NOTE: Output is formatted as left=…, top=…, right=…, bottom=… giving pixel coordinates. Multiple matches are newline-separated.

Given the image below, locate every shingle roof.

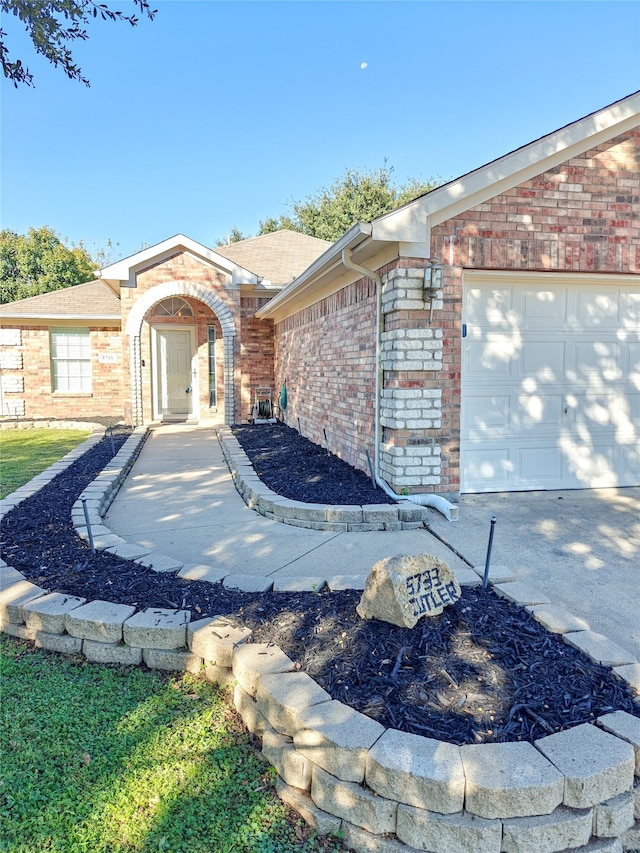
left=214, top=230, right=331, bottom=285
left=0, top=279, right=121, bottom=319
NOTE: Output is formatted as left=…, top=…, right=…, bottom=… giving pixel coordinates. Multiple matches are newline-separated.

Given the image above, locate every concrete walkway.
left=105, top=424, right=640, bottom=660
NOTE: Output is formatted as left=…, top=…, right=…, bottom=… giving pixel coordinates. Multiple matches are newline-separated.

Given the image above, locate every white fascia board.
left=256, top=242, right=399, bottom=324
left=372, top=93, right=640, bottom=243
left=99, top=233, right=258, bottom=286
left=399, top=241, right=432, bottom=259
left=256, top=223, right=372, bottom=319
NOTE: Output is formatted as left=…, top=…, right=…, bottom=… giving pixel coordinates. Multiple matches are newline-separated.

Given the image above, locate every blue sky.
left=1, top=1, right=639, bottom=263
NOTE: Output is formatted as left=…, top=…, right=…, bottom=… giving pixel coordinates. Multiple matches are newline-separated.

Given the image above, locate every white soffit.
left=372, top=92, right=640, bottom=242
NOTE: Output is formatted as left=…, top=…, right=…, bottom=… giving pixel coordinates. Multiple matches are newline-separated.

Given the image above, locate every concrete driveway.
left=426, top=488, right=640, bottom=660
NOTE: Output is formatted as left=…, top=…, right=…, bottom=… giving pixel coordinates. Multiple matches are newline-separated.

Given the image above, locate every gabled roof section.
left=215, top=230, right=331, bottom=286
left=258, top=92, right=640, bottom=320
left=0, top=279, right=121, bottom=321
left=371, top=91, right=640, bottom=241
left=99, top=233, right=259, bottom=287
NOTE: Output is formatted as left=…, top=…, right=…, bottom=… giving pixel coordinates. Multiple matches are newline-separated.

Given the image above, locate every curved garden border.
left=0, top=424, right=638, bottom=853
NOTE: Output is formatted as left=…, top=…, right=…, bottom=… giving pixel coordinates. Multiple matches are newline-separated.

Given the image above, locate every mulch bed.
left=1, top=422, right=637, bottom=746
left=233, top=422, right=395, bottom=505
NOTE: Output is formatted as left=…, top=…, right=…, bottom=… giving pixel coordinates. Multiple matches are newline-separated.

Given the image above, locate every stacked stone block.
left=2, top=420, right=640, bottom=852
left=2, top=560, right=639, bottom=852
left=218, top=427, right=430, bottom=532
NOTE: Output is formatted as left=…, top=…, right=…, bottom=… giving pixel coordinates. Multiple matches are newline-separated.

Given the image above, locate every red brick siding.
left=240, top=297, right=276, bottom=422
left=423, top=129, right=640, bottom=493
left=122, top=253, right=241, bottom=422
left=274, top=279, right=378, bottom=472
left=431, top=130, right=640, bottom=273
left=0, top=324, right=124, bottom=420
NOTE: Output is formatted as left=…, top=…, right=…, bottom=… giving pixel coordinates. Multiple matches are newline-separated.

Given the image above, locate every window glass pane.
left=208, top=326, right=216, bottom=407
left=152, top=297, right=193, bottom=317
left=51, top=328, right=92, bottom=393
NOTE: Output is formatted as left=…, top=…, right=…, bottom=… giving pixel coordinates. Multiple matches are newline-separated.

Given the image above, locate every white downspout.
left=341, top=247, right=458, bottom=522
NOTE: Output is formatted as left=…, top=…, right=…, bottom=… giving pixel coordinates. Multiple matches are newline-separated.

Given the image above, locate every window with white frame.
left=50, top=328, right=92, bottom=392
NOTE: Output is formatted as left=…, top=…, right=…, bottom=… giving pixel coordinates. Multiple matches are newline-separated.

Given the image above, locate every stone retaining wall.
left=1, top=425, right=639, bottom=853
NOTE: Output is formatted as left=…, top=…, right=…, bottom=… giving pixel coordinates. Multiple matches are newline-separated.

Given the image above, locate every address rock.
left=356, top=553, right=461, bottom=628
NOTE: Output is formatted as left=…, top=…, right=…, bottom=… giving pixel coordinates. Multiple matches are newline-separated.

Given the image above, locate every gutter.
left=255, top=222, right=372, bottom=319
left=0, top=314, right=121, bottom=321
left=341, top=247, right=458, bottom=522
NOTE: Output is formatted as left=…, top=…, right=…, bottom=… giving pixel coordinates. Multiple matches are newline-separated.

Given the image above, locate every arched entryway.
left=125, top=280, right=237, bottom=425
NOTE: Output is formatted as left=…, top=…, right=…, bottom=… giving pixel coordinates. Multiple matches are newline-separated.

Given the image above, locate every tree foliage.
left=214, top=226, right=249, bottom=247
left=0, top=226, right=96, bottom=303
left=257, top=164, right=438, bottom=242
left=0, top=0, right=156, bottom=87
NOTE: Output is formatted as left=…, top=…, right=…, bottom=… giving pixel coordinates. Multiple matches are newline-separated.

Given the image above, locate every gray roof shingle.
left=0, top=279, right=121, bottom=319
left=215, top=230, right=330, bottom=285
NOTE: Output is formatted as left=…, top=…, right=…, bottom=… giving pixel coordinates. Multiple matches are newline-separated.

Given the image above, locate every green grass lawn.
left=0, top=636, right=344, bottom=853
left=0, top=428, right=91, bottom=499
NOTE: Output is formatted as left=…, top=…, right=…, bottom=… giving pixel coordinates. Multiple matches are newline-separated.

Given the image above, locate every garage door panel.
left=462, top=448, right=514, bottom=492
left=620, top=441, right=640, bottom=482
left=626, top=342, right=640, bottom=376
left=521, top=342, right=565, bottom=383
left=463, top=395, right=511, bottom=437
left=517, top=393, right=564, bottom=429
left=522, top=288, right=567, bottom=321
left=464, top=335, right=519, bottom=377
left=518, top=447, right=563, bottom=482
left=570, top=341, right=622, bottom=384
left=561, top=439, right=619, bottom=488
left=577, top=290, right=620, bottom=327
left=620, top=292, right=640, bottom=324
left=465, top=286, right=515, bottom=326
left=461, top=275, right=639, bottom=493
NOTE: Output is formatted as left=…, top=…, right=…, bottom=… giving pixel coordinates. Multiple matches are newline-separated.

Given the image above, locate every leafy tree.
left=0, top=226, right=96, bottom=303
left=258, top=215, right=297, bottom=235
left=1, top=0, right=156, bottom=87
left=258, top=164, right=439, bottom=242
left=215, top=226, right=249, bottom=247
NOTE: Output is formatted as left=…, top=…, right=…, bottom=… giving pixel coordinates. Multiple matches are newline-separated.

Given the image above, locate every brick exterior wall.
left=272, top=130, right=639, bottom=497
left=419, top=128, right=640, bottom=496
left=274, top=279, right=378, bottom=472
left=0, top=325, right=124, bottom=420
left=122, top=253, right=238, bottom=424
left=240, top=297, right=276, bottom=422
left=430, top=130, right=640, bottom=274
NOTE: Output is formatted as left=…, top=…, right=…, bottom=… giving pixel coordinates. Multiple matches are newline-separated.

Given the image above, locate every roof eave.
left=256, top=222, right=372, bottom=319
left=371, top=91, right=640, bottom=241
left=0, top=313, right=121, bottom=322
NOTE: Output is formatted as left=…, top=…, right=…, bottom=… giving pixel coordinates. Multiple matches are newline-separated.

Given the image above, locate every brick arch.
left=125, top=280, right=237, bottom=425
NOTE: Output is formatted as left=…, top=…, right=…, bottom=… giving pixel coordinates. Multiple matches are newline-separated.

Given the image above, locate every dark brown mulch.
left=233, top=422, right=395, bottom=505
left=1, top=424, right=637, bottom=746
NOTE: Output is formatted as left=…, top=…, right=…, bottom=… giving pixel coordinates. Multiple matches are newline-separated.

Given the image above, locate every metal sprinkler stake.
left=108, top=424, right=115, bottom=456
left=81, top=497, right=95, bottom=554
left=482, top=515, right=497, bottom=589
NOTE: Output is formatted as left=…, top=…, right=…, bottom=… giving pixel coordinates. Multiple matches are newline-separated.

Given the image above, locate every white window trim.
left=50, top=328, right=92, bottom=394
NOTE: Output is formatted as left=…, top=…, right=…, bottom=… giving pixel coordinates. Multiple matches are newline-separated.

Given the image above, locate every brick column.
left=378, top=262, right=451, bottom=495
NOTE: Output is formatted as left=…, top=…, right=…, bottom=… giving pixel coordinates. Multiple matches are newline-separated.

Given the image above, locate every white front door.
left=154, top=328, right=195, bottom=419
left=461, top=272, right=640, bottom=492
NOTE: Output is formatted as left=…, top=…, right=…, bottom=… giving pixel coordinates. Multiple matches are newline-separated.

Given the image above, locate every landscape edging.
left=1, top=425, right=639, bottom=853
left=218, top=425, right=431, bottom=532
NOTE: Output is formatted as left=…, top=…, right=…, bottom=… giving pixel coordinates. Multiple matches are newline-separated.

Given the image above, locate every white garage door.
left=461, top=272, right=640, bottom=493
